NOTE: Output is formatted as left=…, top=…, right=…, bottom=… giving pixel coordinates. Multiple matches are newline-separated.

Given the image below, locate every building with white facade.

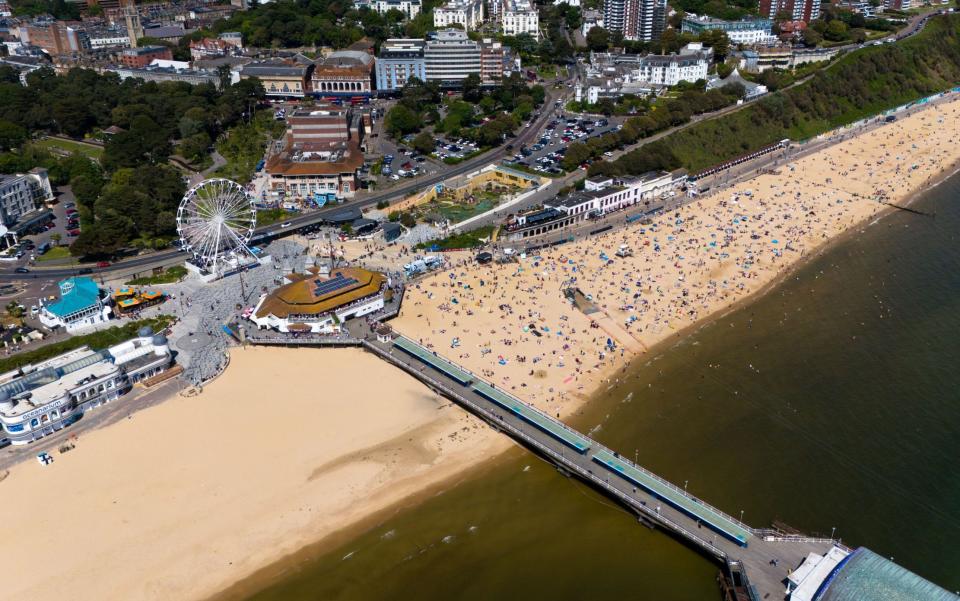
left=502, top=0, right=539, bottom=37
left=251, top=267, right=387, bottom=334
left=0, top=326, right=173, bottom=447
left=424, top=29, right=481, bottom=86
left=546, top=171, right=676, bottom=218
left=434, top=0, right=484, bottom=31
left=581, top=10, right=604, bottom=37
left=353, top=0, right=422, bottom=18
left=0, top=168, right=52, bottom=229
left=86, top=28, right=130, bottom=49
left=38, top=277, right=112, bottom=333
left=504, top=171, right=684, bottom=240
left=376, top=38, right=426, bottom=92
left=634, top=42, right=710, bottom=86
left=680, top=14, right=775, bottom=45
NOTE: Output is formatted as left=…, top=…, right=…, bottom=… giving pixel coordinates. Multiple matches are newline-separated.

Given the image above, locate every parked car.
left=67, top=229, right=80, bottom=236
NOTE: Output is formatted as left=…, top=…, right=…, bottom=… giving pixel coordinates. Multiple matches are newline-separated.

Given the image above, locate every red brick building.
left=120, top=45, right=173, bottom=68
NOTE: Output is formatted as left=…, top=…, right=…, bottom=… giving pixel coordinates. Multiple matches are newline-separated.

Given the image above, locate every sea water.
left=241, top=173, right=960, bottom=600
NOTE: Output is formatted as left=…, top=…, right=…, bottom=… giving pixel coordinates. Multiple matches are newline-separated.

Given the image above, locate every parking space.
left=506, top=114, right=623, bottom=174
left=431, top=137, right=480, bottom=162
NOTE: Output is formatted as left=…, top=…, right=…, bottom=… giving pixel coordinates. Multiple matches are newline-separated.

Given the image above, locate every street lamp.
left=684, top=480, right=688, bottom=492
left=739, top=510, right=744, bottom=523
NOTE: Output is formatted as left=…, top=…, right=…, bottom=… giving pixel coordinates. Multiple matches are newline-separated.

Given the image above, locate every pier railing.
left=407, top=337, right=756, bottom=538
left=364, top=339, right=731, bottom=560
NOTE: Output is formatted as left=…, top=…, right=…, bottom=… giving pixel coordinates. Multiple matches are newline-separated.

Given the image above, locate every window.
left=5, top=423, right=24, bottom=433
left=30, top=418, right=39, bottom=428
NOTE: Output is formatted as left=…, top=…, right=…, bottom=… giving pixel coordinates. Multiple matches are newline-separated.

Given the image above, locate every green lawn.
left=0, top=316, right=173, bottom=373
left=36, top=246, right=73, bottom=262
left=125, top=266, right=188, bottom=285
left=416, top=225, right=495, bottom=250
left=32, top=137, right=104, bottom=161
left=256, top=208, right=296, bottom=226
left=434, top=197, right=499, bottom=223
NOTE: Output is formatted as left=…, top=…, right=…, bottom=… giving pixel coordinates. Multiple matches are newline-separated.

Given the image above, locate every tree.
left=586, top=27, right=610, bottom=51
left=399, top=211, right=416, bottom=228
left=462, top=73, right=482, bottom=103
left=180, top=132, right=212, bottom=162
left=824, top=20, right=848, bottom=42
left=385, top=104, right=421, bottom=138
left=0, top=120, right=26, bottom=151
left=412, top=131, right=434, bottom=155
left=50, top=233, right=62, bottom=246
left=802, top=27, right=823, bottom=47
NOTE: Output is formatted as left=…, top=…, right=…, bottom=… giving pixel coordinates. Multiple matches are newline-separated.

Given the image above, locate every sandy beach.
left=391, top=96, right=960, bottom=419
left=0, top=347, right=508, bottom=601
left=2, top=95, right=960, bottom=601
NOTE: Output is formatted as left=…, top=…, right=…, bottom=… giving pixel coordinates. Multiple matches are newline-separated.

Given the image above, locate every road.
left=0, top=71, right=576, bottom=284
left=1, top=11, right=940, bottom=285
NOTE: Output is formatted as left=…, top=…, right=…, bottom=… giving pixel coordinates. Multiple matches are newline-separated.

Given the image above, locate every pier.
left=361, top=330, right=844, bottom=600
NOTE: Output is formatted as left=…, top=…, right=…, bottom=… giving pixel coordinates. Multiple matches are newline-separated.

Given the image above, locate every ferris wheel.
left=176, top=178, right=258, bottom=276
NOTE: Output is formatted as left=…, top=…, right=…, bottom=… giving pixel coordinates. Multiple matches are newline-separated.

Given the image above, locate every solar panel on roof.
left=313, top=273, right=359, bottom=297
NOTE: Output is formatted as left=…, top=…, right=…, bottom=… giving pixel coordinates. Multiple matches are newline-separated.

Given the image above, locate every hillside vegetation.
left=591, top=14, right=960, bottom=178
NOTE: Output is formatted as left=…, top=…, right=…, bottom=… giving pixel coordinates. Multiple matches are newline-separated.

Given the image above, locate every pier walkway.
left=366, top=331, right=843, bottom=600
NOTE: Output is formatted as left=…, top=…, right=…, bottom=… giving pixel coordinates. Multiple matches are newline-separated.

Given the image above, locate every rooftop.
left=44, top=277, right=101, bottom=318
left=255, top=267, right=386, bottom=320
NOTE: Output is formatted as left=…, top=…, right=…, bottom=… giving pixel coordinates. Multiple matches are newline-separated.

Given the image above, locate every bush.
left=0, top=316, right=174, bottom=374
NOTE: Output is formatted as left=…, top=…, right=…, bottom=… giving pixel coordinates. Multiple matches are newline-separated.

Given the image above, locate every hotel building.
left=602, top=0, right=667, bottom=41
left=634, top=43, right=710, bottom=86
left=265, top=106, right=365, bottom=201
left=353, top=0, right=422, bottom=18
left=251, top=267, right=387, bottom=334
left=681, top=15, right=775, bottom=45
left=375, top=39, right=426, bottom=92
left=0, top=168, right=52, bottom=229
left=434, top=0, right=485, bottom=31
left=501, top=0, right=539, bottom=37
left=424, top=29, right=481, bottom=87
left=759, top=0, right=819, bottom=23
left=0, top=327, right=173, bottom=447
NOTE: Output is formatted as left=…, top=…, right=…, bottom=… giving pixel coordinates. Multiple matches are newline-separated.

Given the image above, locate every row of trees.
left=207, top=0, right=449, bottom=50
left=593, top=14, right=960, bottom=178
left=386, top=75, right=546, bottom=147
left=0, top=67, right=267, bottom=256
left=561, top=83, right=746, bottom=171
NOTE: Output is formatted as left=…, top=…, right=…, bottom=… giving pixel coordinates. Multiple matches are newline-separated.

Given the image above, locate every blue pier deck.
left=471, top=379, right=592, bottom=453
left=393, top=336, right=475, bottom=385
left=592, top=449, right=750, bottom=546
left=366, top=332, right=842, bottom=599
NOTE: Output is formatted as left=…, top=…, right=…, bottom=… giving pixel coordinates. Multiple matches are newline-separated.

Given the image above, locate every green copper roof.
left=817, top=548, right=957, bottom=601
left=46, top=277, right=101, bottom=318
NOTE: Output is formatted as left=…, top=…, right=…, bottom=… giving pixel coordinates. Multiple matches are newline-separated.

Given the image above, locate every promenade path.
left=362, top=329, right=842, bottom=599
